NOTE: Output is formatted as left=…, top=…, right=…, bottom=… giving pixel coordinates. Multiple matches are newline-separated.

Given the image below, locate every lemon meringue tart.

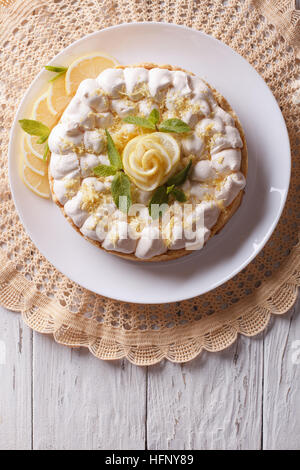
left=48, top=63, right=247, bottom=261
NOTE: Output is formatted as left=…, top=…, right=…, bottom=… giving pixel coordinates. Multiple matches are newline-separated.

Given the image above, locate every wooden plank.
left=147, top=335, right=263, bottom=450
left=32, top=332, right=147, bottom=450
left=0, top=306, right=32, bottom=450
left=263, top=295, right=300, bottom=450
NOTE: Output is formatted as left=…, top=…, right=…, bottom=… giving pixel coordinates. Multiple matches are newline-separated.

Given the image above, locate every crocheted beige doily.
left=0, top=0, right=299, bottom=365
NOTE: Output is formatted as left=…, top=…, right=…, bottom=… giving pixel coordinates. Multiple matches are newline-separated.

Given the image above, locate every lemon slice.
left=26, top=135, right=47, bottom=160
left=65, top=53, right=118, bottom=96
left=22, top=136, right=47, bottom=176
left=22, top=163, right=50, bottom=199
left=47, top=72, right=71, bottom=115
left=27, top=91, right=57, bottom=159
left=32, top=91, right=57, bottom=127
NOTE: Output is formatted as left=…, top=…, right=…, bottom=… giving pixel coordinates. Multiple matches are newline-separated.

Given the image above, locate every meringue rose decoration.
left=122, top=132, right=180, bottom=191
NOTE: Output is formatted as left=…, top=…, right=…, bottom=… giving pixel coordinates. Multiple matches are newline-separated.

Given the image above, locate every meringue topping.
left=49, top=66, right=246, bottom=259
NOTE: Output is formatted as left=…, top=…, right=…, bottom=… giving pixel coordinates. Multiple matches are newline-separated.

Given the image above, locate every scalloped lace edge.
left=0, top=249, right=299, bottom=365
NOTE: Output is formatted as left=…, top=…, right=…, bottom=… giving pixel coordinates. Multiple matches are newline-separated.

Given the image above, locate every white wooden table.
left=1, top=2, right=300, bottom=450
left=1, top=296, right=300, bottom=450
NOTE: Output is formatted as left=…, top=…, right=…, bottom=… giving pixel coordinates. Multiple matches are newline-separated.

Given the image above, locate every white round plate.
left=9, top=22, right=290, bottom=304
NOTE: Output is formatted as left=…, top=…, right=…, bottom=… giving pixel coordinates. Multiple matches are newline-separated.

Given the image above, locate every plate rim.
left=8, top=21, right=291, bottom=304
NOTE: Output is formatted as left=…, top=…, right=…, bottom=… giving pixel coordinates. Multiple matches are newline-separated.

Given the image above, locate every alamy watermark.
left=100, top=198, right=207, bottom=250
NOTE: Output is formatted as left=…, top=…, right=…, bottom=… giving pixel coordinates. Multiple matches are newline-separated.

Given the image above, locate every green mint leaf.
left=37, top=134, right=49, bottom=144
left=166, top=184, right=175, bottom=195
left=43, top=142, right=49, bottom=162
left=148, top=185, right=169, bottom=219
left=167, top=159, right=193, bottom=186
left=45, top=65, right=68, bottom=73
left=45, top=65, right=68, bottom=83
left=49, top=70, right=67, bottom=83
left=166, top=184, right=186, bottom=201
left=105, top=129, right=123, bottom=170
left=170, top=187, right=187, bottom=202
left=19, top=119, right=50, bottom=138
left=158, top=118, right=191, bottom=134
left=111, top=171, right=132, bottom=213
left=148, top=108, right=160, bottom=126
left=122, top=115, right=156, bottom=130
left=149, top=185, right=169, bottom=206
left=93, top=165, right=117, bottom=177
